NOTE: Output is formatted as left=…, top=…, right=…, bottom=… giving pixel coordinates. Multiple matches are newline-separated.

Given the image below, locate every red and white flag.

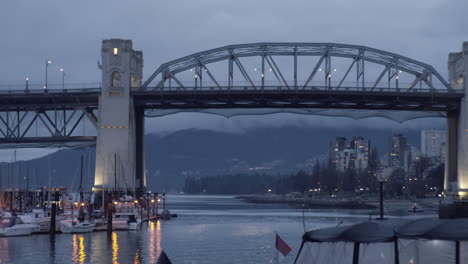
left=272, top=233, right=292, bottom=264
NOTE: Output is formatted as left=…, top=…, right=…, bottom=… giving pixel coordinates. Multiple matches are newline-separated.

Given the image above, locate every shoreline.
left=236, top=195, right=377, bottom=210
left=236, top=195, right=442, bottom=211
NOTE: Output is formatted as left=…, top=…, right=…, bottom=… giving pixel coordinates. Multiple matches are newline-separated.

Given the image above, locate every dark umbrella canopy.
left=303, top=221, right=397, bottom=243
left=156, top=251, right=172, bottom=264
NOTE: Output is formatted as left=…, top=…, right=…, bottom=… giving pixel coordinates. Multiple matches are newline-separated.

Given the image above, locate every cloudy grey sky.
left=0, top=0, right=466, bottom=159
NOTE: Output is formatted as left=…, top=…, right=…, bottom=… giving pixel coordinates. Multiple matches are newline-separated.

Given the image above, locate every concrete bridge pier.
left=442, top=42, right=468, bottom=217
left=93, top=39, right=146, bottom=202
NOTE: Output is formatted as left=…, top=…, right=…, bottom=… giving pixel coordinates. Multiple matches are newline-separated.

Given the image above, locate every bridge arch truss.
left=142, top=43, right=451, bottom=92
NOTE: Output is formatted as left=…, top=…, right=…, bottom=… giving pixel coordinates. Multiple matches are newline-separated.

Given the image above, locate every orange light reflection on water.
left=133, top=248, right=141, bottom=264
left=72, top=235, right=78, bottom=263
left=149, top=220, right=162, bottom=263
left=112, top=232, right=119, bottom=264
left=72, top=235, right=86, bottom=264
left=78, top=235, right=86, bottom=264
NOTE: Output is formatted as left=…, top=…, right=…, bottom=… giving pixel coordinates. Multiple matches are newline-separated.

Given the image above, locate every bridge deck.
left=133, top=87, right=463, bottom=112
left=0, top=87, right=462, bottom=112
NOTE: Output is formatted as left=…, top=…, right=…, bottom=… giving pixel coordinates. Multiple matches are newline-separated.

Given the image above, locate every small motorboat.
left=112, top=196, right=142, bottom=230
left=408, top=203, right=424, bottom=213
left=113, top=212, right=141, bottom=230
left=0, top=212, right=38, bottom=237
left=59, top=219, right=95, bottom=233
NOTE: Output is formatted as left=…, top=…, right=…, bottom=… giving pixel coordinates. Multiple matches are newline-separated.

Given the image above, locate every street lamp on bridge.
left=25, top=77, right=29, bottom=91
left=45, top=60, right=52, bottom=91
left=59, top=68, right=65, bottom=90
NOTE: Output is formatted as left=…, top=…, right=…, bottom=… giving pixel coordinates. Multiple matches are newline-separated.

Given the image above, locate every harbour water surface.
left=0, top=195, right=433, bottom=264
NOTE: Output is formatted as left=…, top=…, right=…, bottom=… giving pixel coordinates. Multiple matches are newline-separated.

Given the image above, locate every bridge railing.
left=145, top=85, right=464, bottom=95
left=0, top=82, right=102, bottom=94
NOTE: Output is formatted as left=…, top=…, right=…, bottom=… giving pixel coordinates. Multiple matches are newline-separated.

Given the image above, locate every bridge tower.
left=446, top=42, right=468, bottom=201
left=94, top=39, right=146, bottom=197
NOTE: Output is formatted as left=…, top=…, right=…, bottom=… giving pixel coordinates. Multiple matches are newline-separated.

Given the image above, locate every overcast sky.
left=0, top=0, right=466, bottom=159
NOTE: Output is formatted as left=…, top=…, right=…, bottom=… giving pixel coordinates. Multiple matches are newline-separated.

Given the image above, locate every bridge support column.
left=94, top=39, right=145, bottom=200
left=445, top=111, right=458, bottom=193
left=440, top=42, right=468, bottom=219
left=447, top=42, right=468, bottom=200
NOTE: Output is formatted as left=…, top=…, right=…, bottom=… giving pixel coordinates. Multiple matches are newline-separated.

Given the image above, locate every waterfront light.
left=267, top=189, right=272, bottom=192
left=158, top=199, right=161, bottom=202
left=151, top=199, right=155, bottom=203
left=134, top=200, right=138, bottom=204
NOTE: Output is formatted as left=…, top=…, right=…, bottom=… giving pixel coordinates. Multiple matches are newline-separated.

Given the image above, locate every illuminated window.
left=113, top=48, right=119, bottom=55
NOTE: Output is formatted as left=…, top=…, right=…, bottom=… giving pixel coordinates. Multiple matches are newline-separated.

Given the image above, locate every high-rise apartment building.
left=389, top=134, right=408, bottom=168
left=329, top=136, right=370, bottom=172
left=421, top=129, right=447, bottom=161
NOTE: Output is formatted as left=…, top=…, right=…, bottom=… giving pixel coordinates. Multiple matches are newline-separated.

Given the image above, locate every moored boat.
left=113, top=212, right=141, bottom=230
left=59, top=219, right=95, bottom=233
left=112, top=196, right=142, bottom=230
left=18, top=209, right=66, bottom=233
left=0, top=212, right=38, bottom=237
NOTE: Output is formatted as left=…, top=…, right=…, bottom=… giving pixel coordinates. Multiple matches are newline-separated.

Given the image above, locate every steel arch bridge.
left=142, top=43, right=451, bottom=92
left=2, top=39, right=468, bottom=202
left=0, top=42, right=462, bottom=148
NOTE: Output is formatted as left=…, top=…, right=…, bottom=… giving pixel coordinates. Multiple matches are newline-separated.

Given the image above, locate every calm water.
left=0, top=195, right=431, bottom=264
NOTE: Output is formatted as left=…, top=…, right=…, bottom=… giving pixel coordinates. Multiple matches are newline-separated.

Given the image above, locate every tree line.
left=183, top=148, right=444, bottom=197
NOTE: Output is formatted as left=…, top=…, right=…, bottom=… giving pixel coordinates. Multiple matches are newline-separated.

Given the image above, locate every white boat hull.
left=0, top=224, right=37, bottom=237
left=19, top=213, right=66, bottom=233
left=59, top=221, right=95, bottom=233
left=112, top=220, right=140, bottom=230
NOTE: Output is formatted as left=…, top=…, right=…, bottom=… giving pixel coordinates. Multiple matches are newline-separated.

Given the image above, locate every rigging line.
left=119, top=155, right=129, bottom=192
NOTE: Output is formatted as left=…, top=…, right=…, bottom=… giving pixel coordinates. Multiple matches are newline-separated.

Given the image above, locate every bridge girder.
left=0, top=90, right=99, bottom=147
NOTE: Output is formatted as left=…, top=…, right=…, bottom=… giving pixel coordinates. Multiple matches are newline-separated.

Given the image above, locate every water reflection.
left=112, top=232, right=119, bottom=264
left=133, top=248, right=141, bottom=264
left=0, top=238, right=9, bottom=263
left=149, top=220, right=162, bottom=263
left=72, top=235, right=86, bottom=264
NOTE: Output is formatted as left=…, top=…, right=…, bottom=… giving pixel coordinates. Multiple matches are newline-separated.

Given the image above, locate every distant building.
left=404, top=146, right=420, bottom=173
left=389, top=134, right=408, bottom=168
left=329, top=136, right=369, bottom=172
left=421, top=129, right=447, bottom=161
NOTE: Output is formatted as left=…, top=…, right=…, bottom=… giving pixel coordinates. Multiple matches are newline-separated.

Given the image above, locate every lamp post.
left=376, top=167, right=393, bottom=220
left=25, top=77, right=29, bottom=91
left=45, top=60, right=52, bottom=91
left=59, top=68, right=65, bottom=90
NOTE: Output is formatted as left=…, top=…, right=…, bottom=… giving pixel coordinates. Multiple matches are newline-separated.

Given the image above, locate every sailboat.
left=59, top=155, right=95, bottom=233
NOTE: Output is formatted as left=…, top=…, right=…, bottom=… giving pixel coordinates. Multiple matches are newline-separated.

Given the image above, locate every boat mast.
left=114, top=153, right=117, bottom=199
left=78, top=155, right=84, bottom=222
left=79, top=155, right=84, bottom=203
